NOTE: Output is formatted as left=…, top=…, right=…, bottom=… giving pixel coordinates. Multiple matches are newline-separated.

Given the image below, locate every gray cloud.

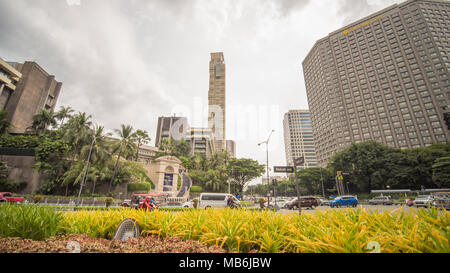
left=0, top=0, right=375, bottom=180
left=337, top=0, right=403, bottom=26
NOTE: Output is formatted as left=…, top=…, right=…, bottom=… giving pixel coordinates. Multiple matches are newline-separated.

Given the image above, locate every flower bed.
left=1, top=204, right=448, bottom=253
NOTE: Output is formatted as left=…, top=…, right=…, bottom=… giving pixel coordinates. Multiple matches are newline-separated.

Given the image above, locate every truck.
left=0, top=192, right=25, bottom=204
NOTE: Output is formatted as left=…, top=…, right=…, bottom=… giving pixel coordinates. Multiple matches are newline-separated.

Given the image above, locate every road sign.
left=274, top=166, right=295, bottom=173
left=294, top=157, right=304, bottom=166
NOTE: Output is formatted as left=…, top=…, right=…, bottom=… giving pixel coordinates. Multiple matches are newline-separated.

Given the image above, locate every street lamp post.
left=258, top=130, right=274, bottom=209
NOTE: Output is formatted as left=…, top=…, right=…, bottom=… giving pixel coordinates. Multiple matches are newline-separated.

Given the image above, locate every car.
left=368, top=196, right=393, bottom=205
left=430, top=195, right=450, bottom=210
left=285, top=196, right=319, bottom=210
left=406, top=199, right=415, bottom=207
left=265, top=198, right=288, bottom=209
left=181, top=198, right=198, bottom=208
left=317, top=198, right=331, bottom=206
left=198, top=193, right=241, bottom=209
left=413, top=195, right=434, bottom=208
left=330, top=195, right=359, bottom=208
left=0, top=192, right=25, bottom=204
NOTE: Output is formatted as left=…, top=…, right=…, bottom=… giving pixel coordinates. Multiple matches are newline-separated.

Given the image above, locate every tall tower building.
left=283, top=110, right=317, bottom=170
left=208, top=52, right=226, bottom=152
left=3, top=61, right=62, bottom=134
left=302, top=0, right=450, bottom=167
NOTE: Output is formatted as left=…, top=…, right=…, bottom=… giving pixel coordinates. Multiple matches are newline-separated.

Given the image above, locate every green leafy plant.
left=0, top=204, right=63, bottom=240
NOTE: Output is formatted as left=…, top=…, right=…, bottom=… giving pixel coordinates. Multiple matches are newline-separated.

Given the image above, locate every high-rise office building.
left=185, top=127, right=216, bottom=157
left=3, top=61, right=62, bottom=134
left=155, top=116, right=189, bottom=147
left=283, top=110, right=317, bottom=170
left=208, top=52, right=226, bottom=152
left=302, top=0, right=449, bottom=167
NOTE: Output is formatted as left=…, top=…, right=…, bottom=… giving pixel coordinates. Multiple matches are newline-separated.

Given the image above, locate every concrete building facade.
left=283, top=110, right=317, bottom=170
left=0, top=58, right=22, bottom=111
left=2, top=61, right=62, bottom=134
left=155, top=116, right=189, bottom=147
left=302, top=0, right=450, bottom=167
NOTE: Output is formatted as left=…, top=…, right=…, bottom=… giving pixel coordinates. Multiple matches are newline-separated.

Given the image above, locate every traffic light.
left=444, top=112, right=450, bottom=130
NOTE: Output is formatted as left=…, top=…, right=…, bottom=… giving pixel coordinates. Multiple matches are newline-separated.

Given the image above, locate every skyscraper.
left=208, top=52, right=226, bottom=152
left=283, top=110, right=317, bottom=170
left=302, top=0, right=449, bottom=167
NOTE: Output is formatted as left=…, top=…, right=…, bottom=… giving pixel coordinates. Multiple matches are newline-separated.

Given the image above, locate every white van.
left=198, top=193, right=241, bottom=209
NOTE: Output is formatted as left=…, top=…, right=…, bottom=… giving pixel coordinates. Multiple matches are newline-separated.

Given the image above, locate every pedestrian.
left=142, top=196, right=152, bottom=211
left=227, top=195, right=233, bottom=208
left=149, top=197, right=159, bottom=209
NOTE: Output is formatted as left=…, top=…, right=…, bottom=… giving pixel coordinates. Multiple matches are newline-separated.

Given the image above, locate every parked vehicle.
left=198, top=193, right=241, bottom=209
left=0, top=192, right=25, bottom=204
left=431, top=195, right=450, bottom=210
left=330, top=196, right=359, bottom=208
left=413, top=195, right=434, bottom=208
left=406, top=199, right=415, bottom=207
left=181, top=198, right=199, bottom=208
left=317, top=198, right=331, bottom=206
left=285, top=196, right=319, bottom=210
left=368, top=196, right=393, bottom=205
left=121, top=193, right=168, bottom=209
left=265, top=198, right=288, bottom=209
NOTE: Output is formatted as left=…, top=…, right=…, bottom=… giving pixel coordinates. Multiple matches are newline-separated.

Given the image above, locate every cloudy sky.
left=0, top=0, right=403, bottom=183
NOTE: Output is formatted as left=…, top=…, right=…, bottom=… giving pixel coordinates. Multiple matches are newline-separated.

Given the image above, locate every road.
left=277, top=204, right=420, bottom=215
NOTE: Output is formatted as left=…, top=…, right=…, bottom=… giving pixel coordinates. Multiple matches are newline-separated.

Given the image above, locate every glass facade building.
left=283, top=110, right=317, bottom=170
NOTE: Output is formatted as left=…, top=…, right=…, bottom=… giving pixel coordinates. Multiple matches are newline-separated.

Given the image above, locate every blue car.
left=330, top=196, right=359, bottom=208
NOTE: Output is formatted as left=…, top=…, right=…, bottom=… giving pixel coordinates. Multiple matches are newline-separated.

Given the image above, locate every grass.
left=0, top=204, right=63, bottom=240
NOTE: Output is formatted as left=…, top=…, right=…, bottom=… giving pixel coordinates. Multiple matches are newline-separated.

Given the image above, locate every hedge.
left=190, top=185, right=202, bottom=193
left=127, top=182, right=152, bottom=193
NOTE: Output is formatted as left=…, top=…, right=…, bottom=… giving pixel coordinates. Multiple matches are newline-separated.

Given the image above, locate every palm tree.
left=0, top=110, right=11, bottom=134
left=63, top=112, right=93, bottom=157
left=108, top=124, right=136, bottom=192
left=132, top=129, right=151, bottom=161
left=61, top=112, right=92, bottom=196
left=54, top=106, right=74, bottom=128
left=80, top=125, right=111, bottom=165
left=27, top=109, right=57, bottom=135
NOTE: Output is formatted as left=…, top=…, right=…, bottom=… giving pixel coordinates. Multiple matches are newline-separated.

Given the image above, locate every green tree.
left=228, top=158, right=265, bottom=197
left=296, top=167, right=333, bottom=196
left=132, top=129, right=151, bottom=161
left=0, top=110, right=11, bottom=134
left=54, top=106, right=74, bottom=128
left=27, top=109, right=57, bottom=135
left=432, top=157, right=450, bottom=188
left=109, top=124, right=136, bottom=192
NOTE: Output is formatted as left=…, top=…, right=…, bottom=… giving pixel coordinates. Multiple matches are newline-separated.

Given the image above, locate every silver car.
left=413, top=195, right=434, bottom=208
left=368, top=196, right=393, bottom=205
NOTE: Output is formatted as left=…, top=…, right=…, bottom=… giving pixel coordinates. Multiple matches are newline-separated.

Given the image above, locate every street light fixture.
left=258, top=129, right=274, bottom=209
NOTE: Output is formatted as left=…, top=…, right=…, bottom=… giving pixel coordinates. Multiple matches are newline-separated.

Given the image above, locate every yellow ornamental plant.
left=58, top=207, right=449, bottom=253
